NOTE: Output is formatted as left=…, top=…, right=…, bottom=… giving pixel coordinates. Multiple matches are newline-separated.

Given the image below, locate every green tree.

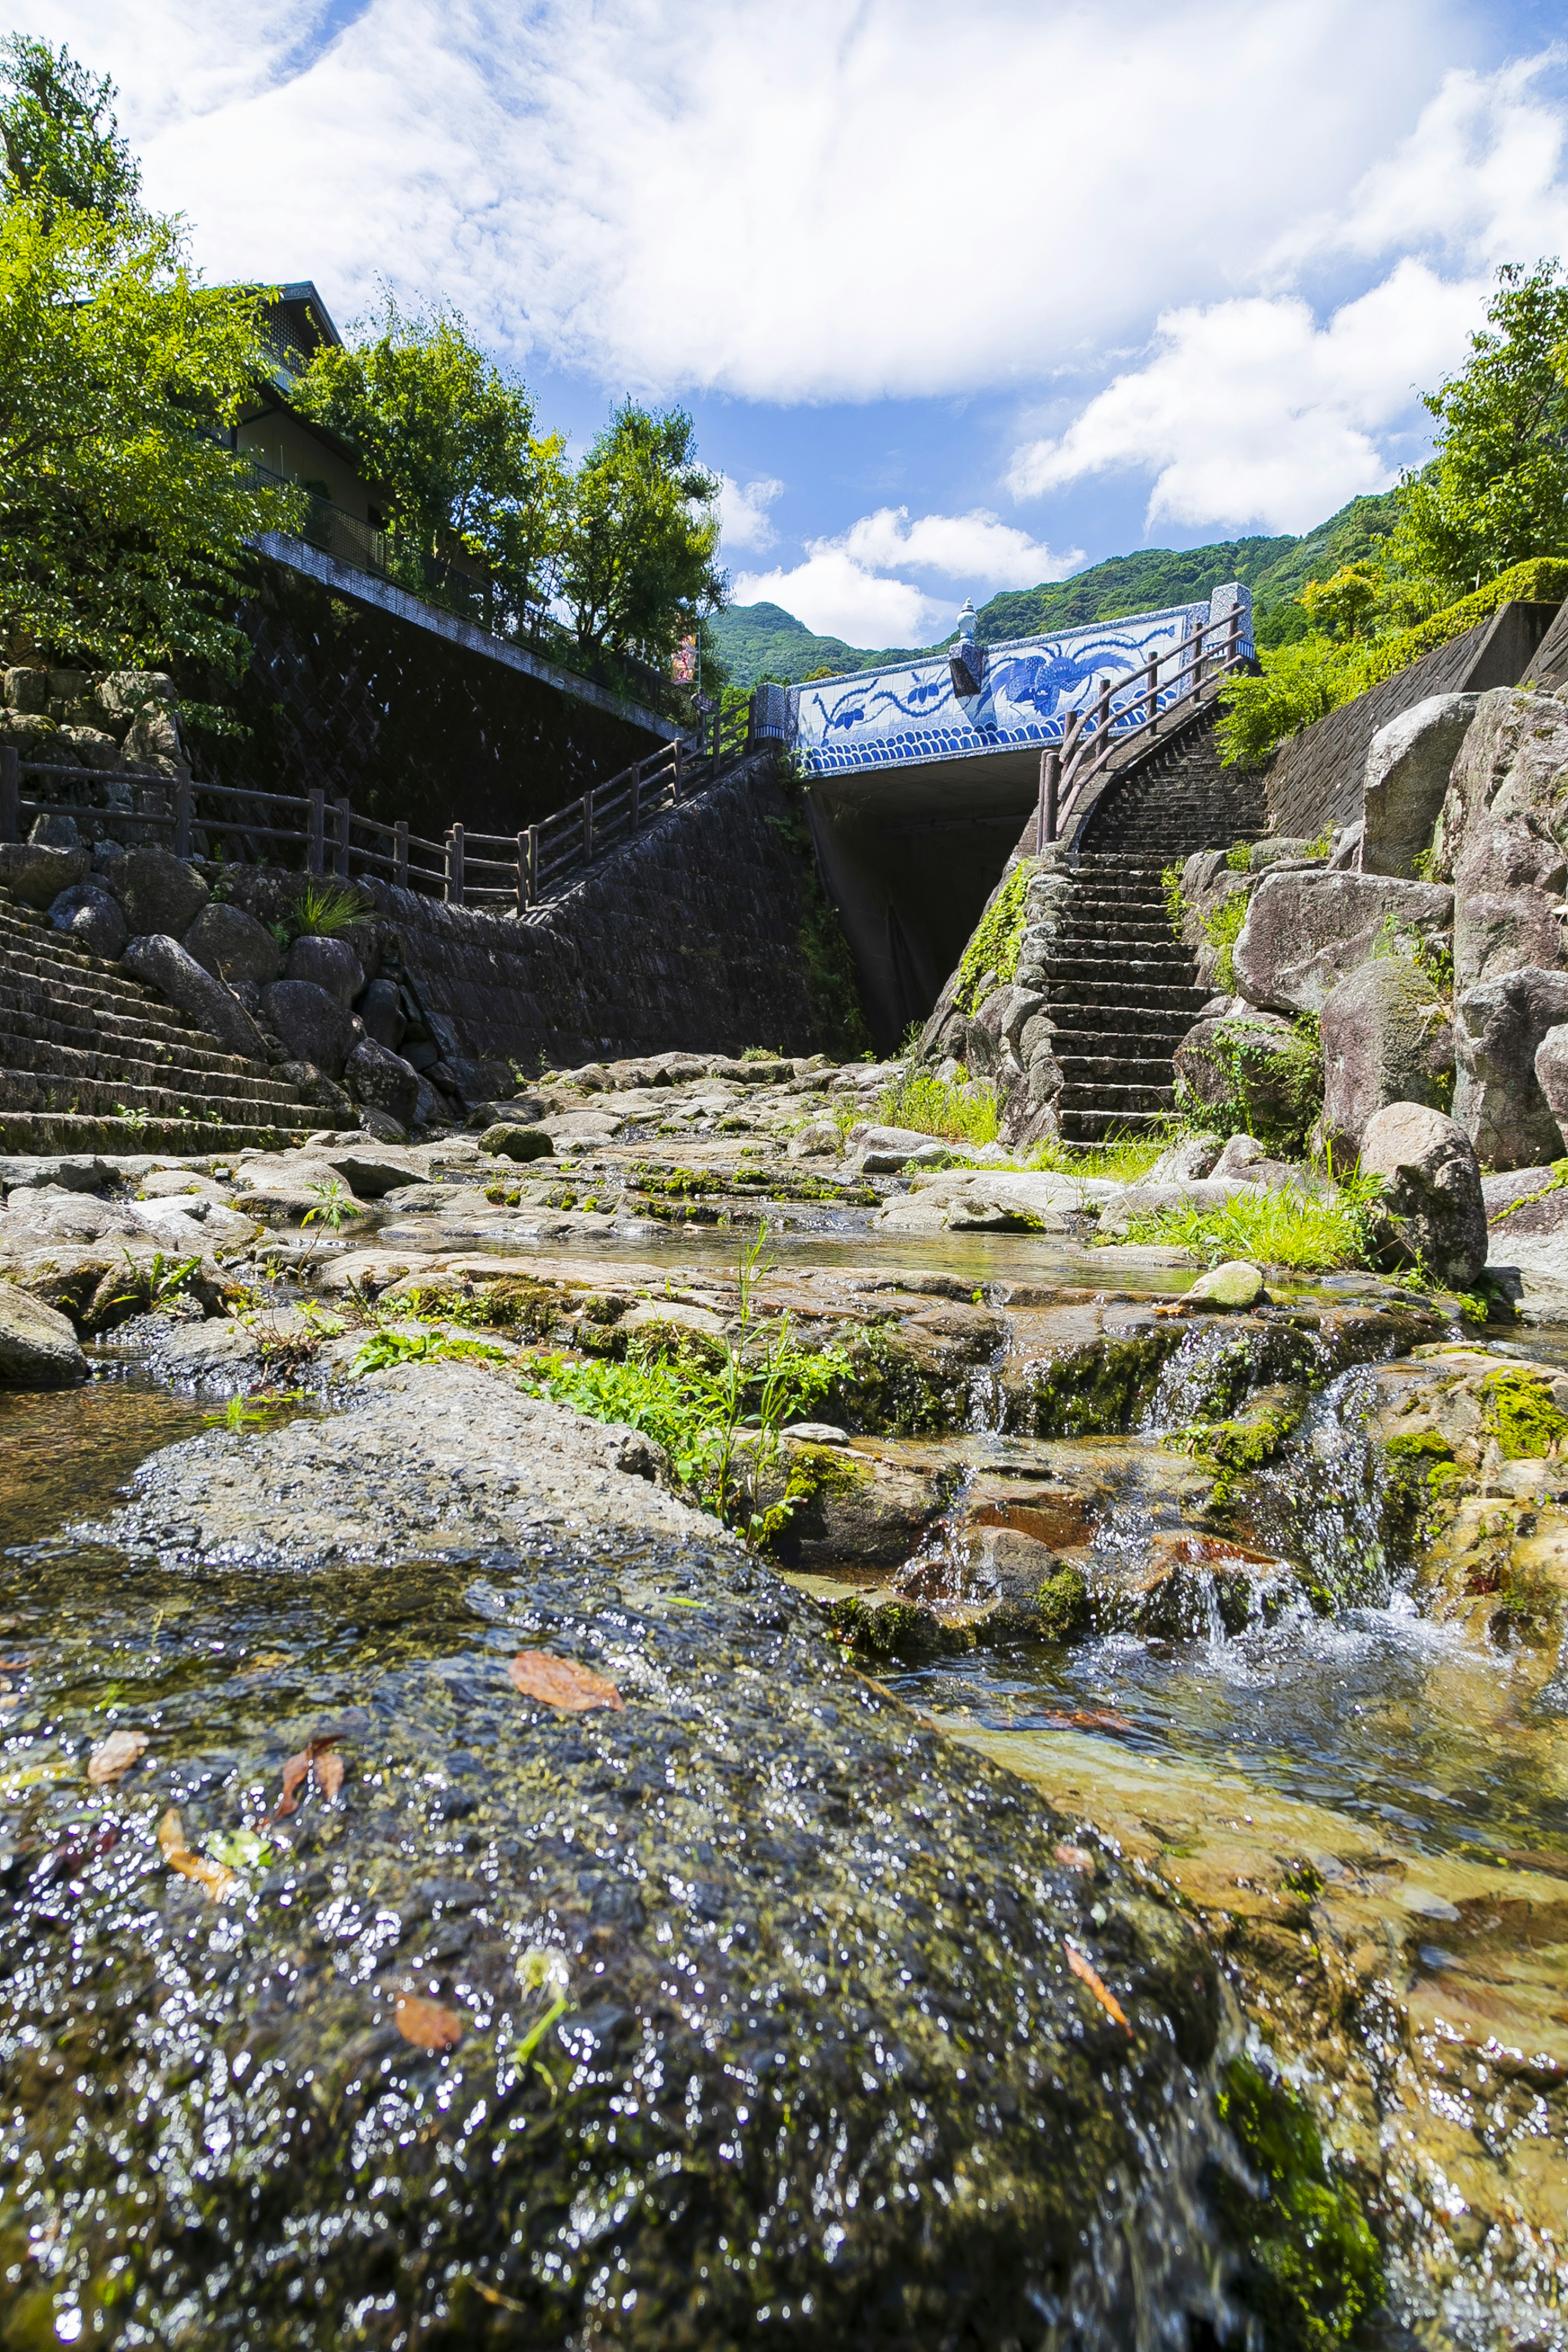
left=1385, top=258, right=1568, bottom=607
left=557, top=402, right=725, bottom=667
left=0, top=55, right=296, bottom=673
left=0, top=35, right=142, bottom=223
left=292, top=294, right=567, bottom=633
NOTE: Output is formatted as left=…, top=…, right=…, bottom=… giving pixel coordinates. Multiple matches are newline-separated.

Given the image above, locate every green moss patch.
left=1214, top=2056, right=1382, bottom=2349
left=1035, top=1564, right=1089, bottom=1640
left=1479, top=1367, right=1568, bottom=1460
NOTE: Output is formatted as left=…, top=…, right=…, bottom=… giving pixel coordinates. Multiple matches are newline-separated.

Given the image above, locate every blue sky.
left=47, top=0, right=1568, bottom=647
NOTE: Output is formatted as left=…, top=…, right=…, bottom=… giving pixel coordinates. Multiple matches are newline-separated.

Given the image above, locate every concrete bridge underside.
left=805, top=755, right=1040, bottom=1053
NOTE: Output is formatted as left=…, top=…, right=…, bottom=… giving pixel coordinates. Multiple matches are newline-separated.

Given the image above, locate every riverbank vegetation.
left=1219, top=258, right=1568, bottom=767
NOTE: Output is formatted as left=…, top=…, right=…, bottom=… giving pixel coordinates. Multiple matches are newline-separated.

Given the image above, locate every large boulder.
left=1453, top=967, right=1568, bottom=1171
left=342, top=1037, right=421, bottom=1129
left=357, top=976, right=405, bottom=1050
left=47, top=881, right=127, bottom=960
left=0, top=839, right=89, bottom=909
left=122, top=933, right=270, bottom=1062
left=259, top=979, right=364, bottom=1079
left=105, top=844, right=209, bottom=938
left=1428, top=686, right=1568, bottom=989
left=182, top=900, right=281, bottom=986
left=1535, top=1024, right=1568, bottom=1155
left=1361, top=693, right=1479, bottom=878
left=285, top=932, right=365, bottom=1007
left=1359, top=1102, right=1487, bottom=1287
left=0, top=1281, right=86, bottom=1388
left=1173, top=1006, right=1316, bottom=1141
left=1232, top=869, right=1454, bottom=1015
left=1318, top=958, right=1454, bottom=1162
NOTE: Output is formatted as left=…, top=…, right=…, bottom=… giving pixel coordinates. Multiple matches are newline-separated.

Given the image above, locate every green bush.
left=1109, top=1171, right=1381, bottom=1272
left=952, top=859, right=1034, bottom=1014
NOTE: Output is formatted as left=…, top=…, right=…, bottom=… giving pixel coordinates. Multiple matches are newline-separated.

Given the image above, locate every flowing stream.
left=5, top=1224, right=1568, bottom=2349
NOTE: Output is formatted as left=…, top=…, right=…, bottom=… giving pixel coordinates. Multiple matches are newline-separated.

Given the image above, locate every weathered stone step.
left=0, top=1033, right=312, bottom=1107
left=0, top=1108, right=312, bottom=1155
left=1059, top=1079, right=1175, bottom=1112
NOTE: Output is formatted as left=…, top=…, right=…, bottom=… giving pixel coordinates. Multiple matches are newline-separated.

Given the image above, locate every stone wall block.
left=1361, top=692, right=1479, bottom=877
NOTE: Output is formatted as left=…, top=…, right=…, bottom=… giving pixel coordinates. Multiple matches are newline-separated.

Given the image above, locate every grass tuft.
left=875, top=1067, right=1000, bottom=1144
left=1027, top=1128, right=1171, bottom=1183
left=1109, top=1174, right=1382, bottom=1272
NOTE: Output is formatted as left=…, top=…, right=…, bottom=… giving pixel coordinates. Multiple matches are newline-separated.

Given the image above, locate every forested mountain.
left=712, top=492, right=1398, bottom=685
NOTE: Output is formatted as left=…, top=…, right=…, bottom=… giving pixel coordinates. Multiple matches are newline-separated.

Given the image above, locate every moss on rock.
left=1214, top=2056, right=1382, bottom=2350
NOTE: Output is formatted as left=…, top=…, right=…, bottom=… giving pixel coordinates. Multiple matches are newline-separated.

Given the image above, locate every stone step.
left=0, top=1034, right=315, bottom=1108
left=1046, top=979, right=1209, bottom=1010
left=1058, top=1107, right=1172, bottom=1141
left=1058, top=1080, right=1176, bottom=1114
left=0, top=1108, right=314, bottom=1156
left=0, top=999, right=266, bottom=1079
left=1046, top=1011, right=1196, bottom=1041
left=1043, top=956, right=1200, bottom=987
left=1057, top=1056, right=1177, bottom=1085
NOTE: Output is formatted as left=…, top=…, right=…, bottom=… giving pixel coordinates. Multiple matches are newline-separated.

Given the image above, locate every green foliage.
left=0, top=35, right=141, bottom=224
left=1298, top=560, right=1381, bottom=639
left=1026, top=1128, right=1171, bottom=1182
left=1174, top=1012, right=1323, bottom=1152
left=877, top=1067, right=1000, bottom=1145
left=1214, top=2057, right=1382, bottom=2349
left=0, top=166, right=298, bottom=670
left=557, top=401, right=724, bottom=670
left=1368, top=909, right=1454, bottom=1004
left=1161, top=860, right=1187, bottom=936
left=953, top=859, right=1034, bottom=1014
left=350, top=1326, right=507, bottom=1374
left=287, top=880, right=372, bottom=939
left=1034, top=1564, right=1089, bottom=1640
left=520, top=1232, right=849, bottom=1538
left=1109, top=1172, right=1382, bottom=1272
left=1165, top=1396, right=1304, bottom=1513
left=301, top=1178, right=365, bottom=1232
left=1225, top=840, right=1252, bottom=872
left=292, top=291, right=567, bottom=637
left=1385, top=259, right=1568, bottom=605
left=111, top=1247, right=202, bottom=1308
left=1203, top=893, right=1249, bottom=994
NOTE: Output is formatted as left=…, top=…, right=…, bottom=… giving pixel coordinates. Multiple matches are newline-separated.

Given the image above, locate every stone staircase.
left=0, top=883, right=354, bottom=1155
left=1045, top=712, right=1271, bottom=1141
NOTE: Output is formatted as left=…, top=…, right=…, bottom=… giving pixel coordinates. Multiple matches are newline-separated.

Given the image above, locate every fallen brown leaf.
left=88, top=1728, right=149, bottom=1787
left=507, top=1652, right=624, bottom=1713
left=270, top=1734, right=343, bottom=1820
left=395, top=1993, right=463, bottom=2051
left=157, top=1806, right=238, bottom=1904
left=1054, top=1842, right=1096, bottom=1875
left=1065, top=1941, right=1133, bottom=2035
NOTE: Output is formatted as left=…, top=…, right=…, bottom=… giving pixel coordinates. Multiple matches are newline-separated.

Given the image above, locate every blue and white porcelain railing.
left=1036, top=606, right=1254, bottom=850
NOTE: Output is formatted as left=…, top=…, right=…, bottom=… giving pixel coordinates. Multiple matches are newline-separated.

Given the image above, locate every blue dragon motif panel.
left=789, top=586, right=1253, bottom=777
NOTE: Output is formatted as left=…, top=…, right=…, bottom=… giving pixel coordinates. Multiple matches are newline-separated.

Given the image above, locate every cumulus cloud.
left=47, top=0, right=1454, bottom=401
left=1007, top=56, right=1568, bottom=534
left=734, top=506, right=1082, bottom=644
left=716, top=475, right=784, bottom=555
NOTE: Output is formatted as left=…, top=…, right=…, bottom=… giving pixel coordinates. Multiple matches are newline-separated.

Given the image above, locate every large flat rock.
left=0, top=1360, right=1241, bottom=2346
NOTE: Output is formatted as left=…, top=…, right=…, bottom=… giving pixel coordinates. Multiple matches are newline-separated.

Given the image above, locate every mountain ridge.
left=713, top=492, right=1398, bottom=686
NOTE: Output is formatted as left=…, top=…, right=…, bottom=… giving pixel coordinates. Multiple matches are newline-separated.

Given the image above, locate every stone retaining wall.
left=1263, top=599, right=1560, bottom=841
left=365, top=753, right=837, bottom=1066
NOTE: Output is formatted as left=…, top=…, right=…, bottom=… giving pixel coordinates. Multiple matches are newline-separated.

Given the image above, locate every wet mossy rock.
left=1212, top=2056, right=1383, bottom=2351
left=1479, top=1364, right=1568, bottom=1459
left=1, top=1362, right=1248, bottom=2348
left=479, top=1122, right=555, bottom=1162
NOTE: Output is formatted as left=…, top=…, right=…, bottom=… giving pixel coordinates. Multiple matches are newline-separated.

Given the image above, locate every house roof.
left=253, top=280, right=344, bottom=384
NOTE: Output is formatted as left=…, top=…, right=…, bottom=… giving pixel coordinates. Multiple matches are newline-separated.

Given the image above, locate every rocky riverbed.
left=4, top=1057, right=1568, bottom=2348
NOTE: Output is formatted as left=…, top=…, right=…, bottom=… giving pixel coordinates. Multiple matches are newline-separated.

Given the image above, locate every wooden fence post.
left=445, top=824, right=464, bottom=907
left=746, top=692, right=757, bottom=755
left=394, top=819, right=409, bottom=890
left=526, top=824, right=539, bottom=904
left=2, top=745, right=21, bottom=843
left=1094, top=674, right=1111, bottom=748
left=515, top=832, right=529, bottom=913
left=172, top=775, right=192, bottom=859
left=672, top=740, right=684, bottom=804
left=583, top=789, right=594, bottom=863
left=307, top=789, right=325, bottom=878
left=1037, top=747, right=1060, bottom=851
left=1143, top=650, right=1160, bottom=737
left=629, top=760, right=641, bottom=834
left=335, top=795, right=352, bottom=880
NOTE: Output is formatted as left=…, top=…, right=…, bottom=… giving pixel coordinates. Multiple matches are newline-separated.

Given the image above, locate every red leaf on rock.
left=395, top=1994, right=463, bottom=2050
left=270, top=1734, right=343, bottom=1820
left=507, top=1653, right=624, bottom=1713
left=1065, top=1941, right=1133, bottom=2035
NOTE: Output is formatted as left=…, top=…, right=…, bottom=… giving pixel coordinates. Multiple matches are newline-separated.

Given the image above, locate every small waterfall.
left=1249, top=1365, right=1403, bottom=1612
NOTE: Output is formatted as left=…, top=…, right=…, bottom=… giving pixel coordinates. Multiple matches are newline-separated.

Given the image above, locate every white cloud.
left=733, top=549, right=944, bottom=649
left=1007, top=263, right=1482, bottom=533
left=1006, top=55, right=1568, bottom=535
left=716, top=475, right=784, bottom=555
left=734, top=505, right=1082, bottom=644
left=46, top=0, right=1459, bottom=401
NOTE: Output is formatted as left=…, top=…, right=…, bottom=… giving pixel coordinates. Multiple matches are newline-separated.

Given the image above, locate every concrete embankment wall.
left=193, top=553, right=671, bottom=848
left=1263, top=599, right=1561, bottom=840
left=365, top=755, right=854, bottom=1067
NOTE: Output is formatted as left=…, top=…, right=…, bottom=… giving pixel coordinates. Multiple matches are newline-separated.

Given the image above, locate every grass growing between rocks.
left=519, top=1232, right=850, bottom=1538
left=1027, top=1129, right=1171, bottom=1183
left=875, top=1068, right=1001, bottom=1144
left=1111, top=1177, right=1382, bottom=1272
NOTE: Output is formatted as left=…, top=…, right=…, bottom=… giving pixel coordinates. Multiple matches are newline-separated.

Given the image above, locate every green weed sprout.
left=301, top=1178, right=365, bottom=1232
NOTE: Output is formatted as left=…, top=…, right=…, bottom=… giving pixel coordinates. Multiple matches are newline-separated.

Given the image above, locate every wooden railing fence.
left=1034, top=606, right=1252, bottom=851
left=0, top=695, right=763, bottom=915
